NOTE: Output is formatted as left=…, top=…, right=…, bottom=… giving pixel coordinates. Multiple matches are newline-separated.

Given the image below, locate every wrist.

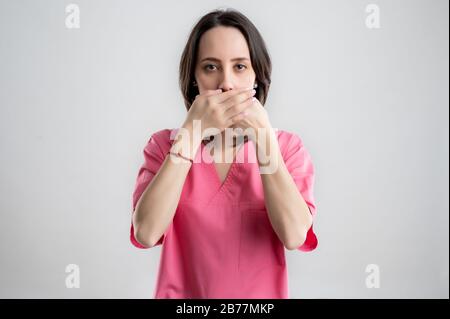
left=172, top=120, right=201, bottom=160
left=252, top=122, right=273, bottom=145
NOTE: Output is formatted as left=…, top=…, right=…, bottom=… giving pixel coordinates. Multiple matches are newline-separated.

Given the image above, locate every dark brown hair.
left=179, top=8, right=272, bottom=112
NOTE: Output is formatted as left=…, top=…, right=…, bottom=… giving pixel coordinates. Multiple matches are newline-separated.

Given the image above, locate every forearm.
left=256, top=127, right=313, bottom=250
left=133, top=122, right=200, bottom=247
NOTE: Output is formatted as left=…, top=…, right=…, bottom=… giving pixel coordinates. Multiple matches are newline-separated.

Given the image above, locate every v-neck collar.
left=201, top=139, right=247, bottom=203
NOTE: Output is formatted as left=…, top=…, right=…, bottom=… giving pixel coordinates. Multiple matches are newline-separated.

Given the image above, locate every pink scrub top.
left=130, top=128, right=318, bottom=298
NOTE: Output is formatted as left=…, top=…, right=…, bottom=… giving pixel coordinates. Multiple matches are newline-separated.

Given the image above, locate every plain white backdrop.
left=0, top=0, right=448, bottom=298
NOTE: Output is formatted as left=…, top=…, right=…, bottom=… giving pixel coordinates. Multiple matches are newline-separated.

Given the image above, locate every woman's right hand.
left=184, top=87, right=256, bottom=139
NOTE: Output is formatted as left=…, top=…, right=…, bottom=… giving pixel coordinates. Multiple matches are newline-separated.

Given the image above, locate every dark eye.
left=236, top=64, right=247, bottom=71
left=204, top=64, right=217, bottom=71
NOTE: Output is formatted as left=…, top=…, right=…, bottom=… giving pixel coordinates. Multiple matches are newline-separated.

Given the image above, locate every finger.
left=199, top=89, right=223, bottom=98
left=224, top=95, right=255, bottom=119
left=211, top=87, right=254, bottom=104
left=222, top=90, right=256, bottom=113
left=226, top=109, right=248, bottom=127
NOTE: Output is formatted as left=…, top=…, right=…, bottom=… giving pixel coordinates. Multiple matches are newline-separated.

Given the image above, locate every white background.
left=0, top=0, right=448, bottom=298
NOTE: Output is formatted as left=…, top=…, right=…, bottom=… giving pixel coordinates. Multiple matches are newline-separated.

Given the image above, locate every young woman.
left=130, top=8, right=317, bottom=299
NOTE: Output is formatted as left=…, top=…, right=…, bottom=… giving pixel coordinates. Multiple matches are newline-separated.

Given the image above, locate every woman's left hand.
left=233, top=98, right=271, bottom=133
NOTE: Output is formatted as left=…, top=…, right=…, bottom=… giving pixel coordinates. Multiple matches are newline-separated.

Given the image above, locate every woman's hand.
left=232, top=97, right=271, bottom=133
left=184, top=87, right=256, bottom=139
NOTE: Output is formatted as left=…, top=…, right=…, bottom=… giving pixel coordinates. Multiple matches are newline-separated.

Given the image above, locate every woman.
left=130, top=8, right=318, bottom=299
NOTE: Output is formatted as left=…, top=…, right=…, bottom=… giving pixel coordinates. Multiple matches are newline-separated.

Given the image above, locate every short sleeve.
left=130, top=130, right=171, bottom=249
left=282, top=132, right=318, bottom=252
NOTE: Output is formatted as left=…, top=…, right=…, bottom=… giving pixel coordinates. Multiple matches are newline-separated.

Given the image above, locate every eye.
left=204, top=64, right=217, bottom=71
left=236, top=64, right=247, bottom=71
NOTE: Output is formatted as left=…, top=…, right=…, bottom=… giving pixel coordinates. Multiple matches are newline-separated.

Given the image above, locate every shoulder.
left=274, top=129, right=306, bottom=156
left=143, top=128, right=177, bottom=154
left=275, top=128, right=303, bottom=143
left=275, top=129, right=315, bottom=173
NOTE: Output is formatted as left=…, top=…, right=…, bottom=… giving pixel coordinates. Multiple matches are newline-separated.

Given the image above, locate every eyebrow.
left=200, top=57, right=250, bottom=63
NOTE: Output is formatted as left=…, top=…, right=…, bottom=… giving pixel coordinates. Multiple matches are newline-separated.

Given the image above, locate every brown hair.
left=179, top=8, right=272, bottom=112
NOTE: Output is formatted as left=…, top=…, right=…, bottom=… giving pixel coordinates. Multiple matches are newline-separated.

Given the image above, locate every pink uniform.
left=130, top=128, right=317, bottom=298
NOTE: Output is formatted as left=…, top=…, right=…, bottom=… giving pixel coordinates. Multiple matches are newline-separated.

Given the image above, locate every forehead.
left=197, top=26, right=250, bottom=60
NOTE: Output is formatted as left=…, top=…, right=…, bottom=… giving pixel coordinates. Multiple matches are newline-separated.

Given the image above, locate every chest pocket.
left=239, top=208, right=286, bottom=271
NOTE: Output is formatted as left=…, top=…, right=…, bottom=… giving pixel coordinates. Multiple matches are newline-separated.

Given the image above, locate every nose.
left=218, top=68, right=235, bottom=92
